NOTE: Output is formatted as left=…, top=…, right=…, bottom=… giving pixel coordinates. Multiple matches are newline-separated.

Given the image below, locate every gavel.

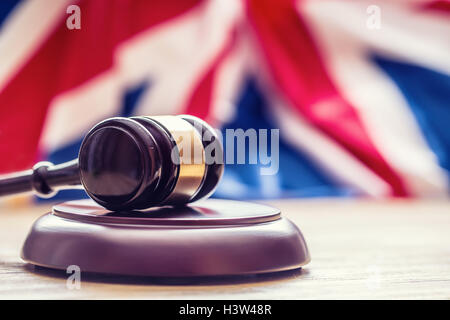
left=0, top=115, right=224, bottom=211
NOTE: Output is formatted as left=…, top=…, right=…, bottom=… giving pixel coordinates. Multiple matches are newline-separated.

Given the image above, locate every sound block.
left=21, top=199, right=310, bottom=277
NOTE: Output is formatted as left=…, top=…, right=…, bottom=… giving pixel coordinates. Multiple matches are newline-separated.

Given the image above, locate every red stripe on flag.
left=0, top=0, right=201, bottom=173
left=246, top=0, right=408, bottom=196
left=182, top=63, right=215, bottom=121
left=421, top=0, right=450, bottom=13
left=182, top=29, right=237, bottom=123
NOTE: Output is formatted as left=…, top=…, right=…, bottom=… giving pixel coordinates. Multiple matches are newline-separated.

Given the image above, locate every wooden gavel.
left=0, top=115, right=224, bottom=211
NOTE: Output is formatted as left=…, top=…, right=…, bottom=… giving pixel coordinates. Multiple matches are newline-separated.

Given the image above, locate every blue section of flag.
left=121, top=81, right=151, bottom=117
left=214, top=78, right=356, bottom=199
left=0, top=0, right=21, bottom=27
left=39, top=81, right=150, bottom=201
left=374, top=55, right=450, bottom=180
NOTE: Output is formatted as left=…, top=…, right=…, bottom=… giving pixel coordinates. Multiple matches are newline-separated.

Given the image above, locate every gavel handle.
left=0, top=159, right=82, bottom=198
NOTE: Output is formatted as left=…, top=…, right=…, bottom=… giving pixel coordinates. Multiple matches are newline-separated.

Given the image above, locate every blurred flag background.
left=0, top=0, right=449, bottom=201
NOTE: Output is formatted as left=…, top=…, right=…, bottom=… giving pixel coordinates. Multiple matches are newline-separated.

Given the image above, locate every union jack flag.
left=0, top=0, right=449, bottom=200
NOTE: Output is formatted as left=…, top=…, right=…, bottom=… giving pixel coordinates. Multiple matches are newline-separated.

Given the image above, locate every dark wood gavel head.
left=79, top=115, right=224, bottom=210
left=0, top=115, right=224, bottom=211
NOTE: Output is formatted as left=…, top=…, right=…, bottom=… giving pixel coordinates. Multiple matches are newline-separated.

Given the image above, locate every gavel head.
left=78, top=115, right=224, bottom=211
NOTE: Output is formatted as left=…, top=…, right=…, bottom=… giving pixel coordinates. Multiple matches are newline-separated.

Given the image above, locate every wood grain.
left=1, top=198, right=449, bottom=299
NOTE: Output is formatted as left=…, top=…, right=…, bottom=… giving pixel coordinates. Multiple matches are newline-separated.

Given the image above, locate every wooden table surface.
left=0, top=198, right=449, bottom=299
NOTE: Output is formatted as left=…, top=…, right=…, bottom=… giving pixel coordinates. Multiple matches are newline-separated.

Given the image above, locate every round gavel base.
left=21, top=199, right=310, bottom=277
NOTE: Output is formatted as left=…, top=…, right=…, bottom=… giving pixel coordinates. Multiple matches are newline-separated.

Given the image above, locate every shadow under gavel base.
left=21, top=199, right=310, bottom=277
